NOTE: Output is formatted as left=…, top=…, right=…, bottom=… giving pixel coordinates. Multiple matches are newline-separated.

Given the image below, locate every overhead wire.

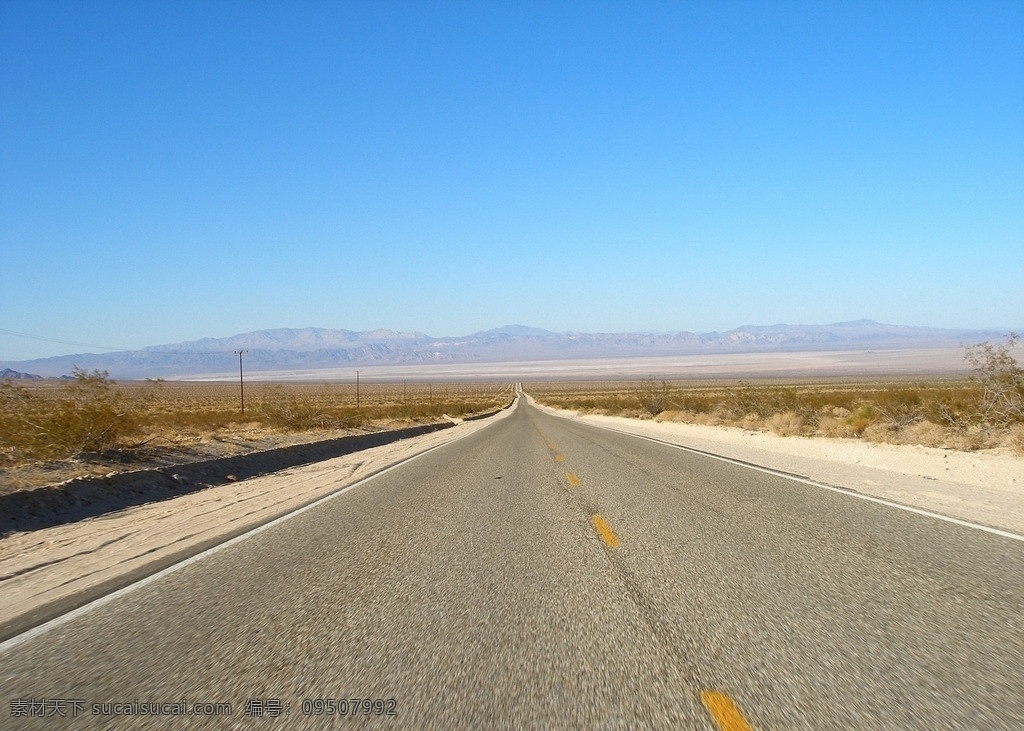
left=0, top=328, right=238, bottom=356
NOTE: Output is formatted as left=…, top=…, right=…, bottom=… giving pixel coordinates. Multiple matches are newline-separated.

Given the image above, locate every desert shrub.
left=722, top=386, right=756, bottom=419
left=0, top=368, right=139, bottom=462
left=686, top=411, right=722, bottom=426
left=896, top=420, right=950, bottom=448
left=637, top=378, right=670, bottom=416
left=255, top=386, right=365, bottom=429
left=716, top=385, right=819, bottom=426
left=0, top=381, right=37, bottom=464
left=253, top=385, right=505, bottom=430
left=147, top=408, right=236, bottom=432
left=1006, top=424, right=1024, bottom=455
left=741, top=413, right=762, bottom=431
left=861, top=421, right=898, bottom=443
left=944, top=425, right=989, bottom=452
left=405, top=400, right=441, bottom=419
left=817, top=414, right=854, bottom=438
left=259, top=393, right=331, bottom=429
left=845, top=405, right=879, bottom=436
left=439, top=399, right=501, bottom=418
left=0, top=378, right=510, bottom=469
left=768, top=411, right=805, bottom=436
left=673, top=393, right=716, bottom=414
left=965, top=333, right=1024, bottom=426
left=924, top=389, right=981, bottom=428
left=875, top=388, right=923, bottom=428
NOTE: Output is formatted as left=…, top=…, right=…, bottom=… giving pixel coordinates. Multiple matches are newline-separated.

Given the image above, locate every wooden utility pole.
left=355, top=370, right=361, bottom=410
left=234, top=350, right=248, bottom=415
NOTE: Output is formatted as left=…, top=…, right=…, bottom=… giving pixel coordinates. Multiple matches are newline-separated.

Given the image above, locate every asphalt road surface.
left=2, top=396, right=1022, bottom=729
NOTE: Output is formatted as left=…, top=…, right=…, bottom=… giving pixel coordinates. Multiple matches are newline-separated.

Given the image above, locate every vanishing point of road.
left=2, top=395, right=1022, bottom=729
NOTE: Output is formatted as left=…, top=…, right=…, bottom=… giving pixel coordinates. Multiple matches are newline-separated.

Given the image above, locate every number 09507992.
left=301, top=698, right=397, bottom=717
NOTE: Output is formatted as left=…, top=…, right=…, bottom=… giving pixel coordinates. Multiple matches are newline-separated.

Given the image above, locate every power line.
left=0, top=328, right=241, bottom=356
left=0, top=328, right=129, bottom=352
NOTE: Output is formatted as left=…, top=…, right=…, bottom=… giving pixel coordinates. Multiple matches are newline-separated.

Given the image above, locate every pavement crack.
left=598, top=538, right=711, bottom=694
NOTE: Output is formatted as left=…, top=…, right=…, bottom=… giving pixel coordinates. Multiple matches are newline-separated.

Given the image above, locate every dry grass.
left=0, top=374, right=513, bottom=468
left=530, top=378, right=1024, bottom=454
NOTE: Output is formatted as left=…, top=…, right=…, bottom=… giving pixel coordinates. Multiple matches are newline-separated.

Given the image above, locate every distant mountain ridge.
left=0, top=321, right=1007, bottom=379
left=0, top=368, right=43, bottom=380
left=144, top=327, right=430, bottom=353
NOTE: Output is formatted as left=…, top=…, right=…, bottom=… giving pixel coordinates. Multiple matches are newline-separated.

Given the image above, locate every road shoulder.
left=530, top=398, right=1024, bottom=537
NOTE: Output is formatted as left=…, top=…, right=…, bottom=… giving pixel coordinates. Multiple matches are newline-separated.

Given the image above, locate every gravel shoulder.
left=529, top=398, right=1024, bottom=536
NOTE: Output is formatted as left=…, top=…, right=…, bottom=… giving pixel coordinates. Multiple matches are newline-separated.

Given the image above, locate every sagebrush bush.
left=0, top=368, right=140, bottom=463
left=768, top=411, right=805, bottom=436
left=817, top=414, right=853, bottom=438
left=845, top=406, right=879, bottom=436
left=965, top=333, right=1024, bottom=426
left=256, top=387, right=351, bottom=430
left=741, top=413, right=762, bottom=431
left=875, top=388, right=923, bottom=428
left=897, top=420, right=949, bottom=448
left=638, top=378, right=670, bottom=416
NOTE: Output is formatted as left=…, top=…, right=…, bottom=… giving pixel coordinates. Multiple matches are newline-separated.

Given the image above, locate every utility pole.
left=234, top=350, right=248, bottom=415
left=355, top=370, right=361, bottom=410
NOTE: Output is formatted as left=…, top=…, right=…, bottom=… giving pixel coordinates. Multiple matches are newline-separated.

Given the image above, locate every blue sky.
left=2, top=0, right=1022, bottom=360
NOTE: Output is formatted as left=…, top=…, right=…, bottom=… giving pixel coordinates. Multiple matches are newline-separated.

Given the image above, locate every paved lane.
left=2, top=398, right=1022, bottom=729
left=531, top=406, right=1024, bottom=729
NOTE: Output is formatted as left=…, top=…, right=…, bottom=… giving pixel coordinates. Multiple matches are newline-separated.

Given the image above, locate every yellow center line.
left=591, top=514, right=620, bottom=547
left=700, top=691, right=754, bottom=731
left=566, top=472, right=580, bottom=487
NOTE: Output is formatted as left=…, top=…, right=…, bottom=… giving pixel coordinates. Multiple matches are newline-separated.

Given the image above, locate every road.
left=2, top=396, right=1022, bottom=729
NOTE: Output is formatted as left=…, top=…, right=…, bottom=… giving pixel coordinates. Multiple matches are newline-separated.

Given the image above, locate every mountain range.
left=0, top=320, right=1007, bottom=379
left=0, top=368, right=44, bottom=380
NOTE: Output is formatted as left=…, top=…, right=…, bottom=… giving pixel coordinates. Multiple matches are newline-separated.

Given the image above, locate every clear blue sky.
left=2, top=0, right=1022, bottom=360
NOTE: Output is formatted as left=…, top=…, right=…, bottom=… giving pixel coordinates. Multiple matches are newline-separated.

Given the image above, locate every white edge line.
left=575, top=418, right=1024, bottom=544
left=0, top=412, right=510, bottom=655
